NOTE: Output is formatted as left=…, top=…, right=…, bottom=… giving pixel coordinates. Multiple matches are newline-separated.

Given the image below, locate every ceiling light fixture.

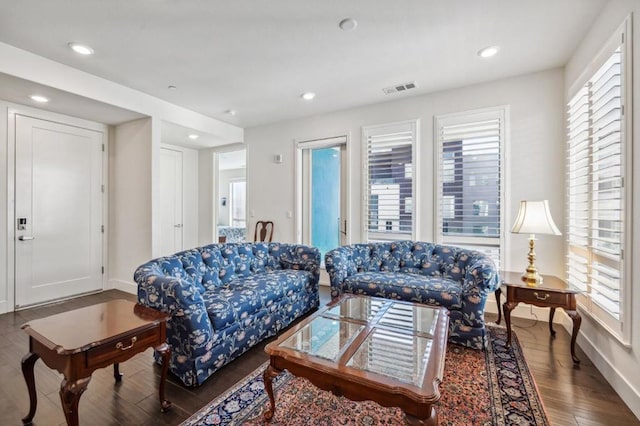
left=339, top=18, right=358, bottom=31
left=30, top=95, right=49, bottom=103
left=478, top=46, right=500, bottom=58
left=168, top=85, right=177, bottom=90
left=68, top=42, right=94, bottom=56
left=301, top=92, right=316, bottom=101
left=188, top=134, right=199, bottom=140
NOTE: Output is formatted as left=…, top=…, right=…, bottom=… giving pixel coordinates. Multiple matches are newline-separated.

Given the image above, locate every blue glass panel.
left=311, top=148, right=340, bottom=260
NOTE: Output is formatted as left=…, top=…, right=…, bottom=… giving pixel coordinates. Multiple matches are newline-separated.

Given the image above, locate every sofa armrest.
left=324, top=246, right=356, bottom=299
left=135, top=266, right=215, bottom=360
left=457, top=258, right=500, bottom=328
left=279, top=244, right=321, bottom=284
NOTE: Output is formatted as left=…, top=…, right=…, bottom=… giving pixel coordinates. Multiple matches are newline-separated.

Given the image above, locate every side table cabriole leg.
left=494, top=288, right=502, bottom=324
left=503, top=301, right=519, bottom=347
left=21, top=352, right=40, bottom=425
left=59, top=377, right=91, bottom=426
left=566, top=310, right=582, bottom=364
left=156, top=343, right=172, bottom=412
left=113, top=363, right=123, bottom=382
left=549, top=307, right=557, bottom=337
left=263, top=364, right=280, bottom=421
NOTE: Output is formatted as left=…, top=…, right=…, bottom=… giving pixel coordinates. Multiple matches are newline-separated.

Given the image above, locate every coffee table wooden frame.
left=21, top=300, right=171, bottom=426
left=263, top=294, right=449, bottom=425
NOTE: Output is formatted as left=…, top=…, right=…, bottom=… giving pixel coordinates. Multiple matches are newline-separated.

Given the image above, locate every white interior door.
left=15, top=115, right=104, bottom=308
left=158, top=148, right=183, bottom=256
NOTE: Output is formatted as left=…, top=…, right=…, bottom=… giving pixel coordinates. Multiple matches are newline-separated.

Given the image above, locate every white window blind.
left=363, top=121, right=417, bottom=241
left=566, top=21, right=629, bottom=342
left=435, top=109, right=506, bottom=269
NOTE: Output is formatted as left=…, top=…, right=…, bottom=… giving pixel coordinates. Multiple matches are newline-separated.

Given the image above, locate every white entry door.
left=158, top=148, right=183, bottom=256
left=15, top=115, right=104, bottom=308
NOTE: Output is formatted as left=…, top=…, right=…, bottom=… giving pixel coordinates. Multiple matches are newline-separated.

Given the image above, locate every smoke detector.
left=383, top=81, right=417, bottom=95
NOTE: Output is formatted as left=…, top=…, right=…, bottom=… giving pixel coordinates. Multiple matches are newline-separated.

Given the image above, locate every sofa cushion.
left=200, top=247, right=224, bottom=290
left=201, top=270, right=313, bottom=330
left=178, top=249, right=207, bottom=293
left=342, top=272, right=462, bottom=309
left=250, top=243, right=270, bottom=273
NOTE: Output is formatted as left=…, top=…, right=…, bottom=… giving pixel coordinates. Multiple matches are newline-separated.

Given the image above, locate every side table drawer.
left=86, top=326, right=160, bottom=368
left=513, top=287, right=569, bottom=307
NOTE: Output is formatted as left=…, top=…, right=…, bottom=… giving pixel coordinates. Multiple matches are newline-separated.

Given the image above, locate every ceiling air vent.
left=383, top=81, right=417, bottom=95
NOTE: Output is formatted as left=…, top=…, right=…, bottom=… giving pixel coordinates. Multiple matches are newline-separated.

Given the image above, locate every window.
left=229, top=180, right=246, bottom=227
left=435, top=107, right=507, bottom=268
left=566, top=20, right=631, bottom=343
left=363, top=120, right=418, bottom=241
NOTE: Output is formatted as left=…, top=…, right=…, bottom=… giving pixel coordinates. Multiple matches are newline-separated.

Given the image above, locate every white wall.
left=245, top=68, right=566, bottom=276
left=109, top=118, right=153, bottom=292
left=0, top=103, right=8, bottom=312
left=218, top=168, right=247, bottom=226
left=198, top=149, right=216, bottom=245
left=565, top=2, right=640, bottom=418
left=160, top=143, right=200, bottom=250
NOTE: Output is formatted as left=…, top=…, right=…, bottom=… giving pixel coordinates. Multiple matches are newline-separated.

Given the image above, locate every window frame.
left=566, top=18, right=632, bottom=345
left=434, top=106, right=509, bottom=270
left=362, top=119, right=420, bottom=242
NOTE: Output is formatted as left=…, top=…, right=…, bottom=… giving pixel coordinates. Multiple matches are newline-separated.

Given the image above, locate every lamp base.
left=521, top=271, right=543, bottom=287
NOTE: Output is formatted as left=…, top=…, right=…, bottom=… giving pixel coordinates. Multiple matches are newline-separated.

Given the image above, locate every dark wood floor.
left=1, top=289, right=638, bottom=426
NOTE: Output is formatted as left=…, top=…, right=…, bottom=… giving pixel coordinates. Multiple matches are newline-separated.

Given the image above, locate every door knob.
left=18, top=236, right=35, bottom=241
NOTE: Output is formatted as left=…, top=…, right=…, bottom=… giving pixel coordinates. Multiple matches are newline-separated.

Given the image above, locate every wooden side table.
left=21, top=300, right=171, bottom=426
left=501, top=271, right=582, bottom=364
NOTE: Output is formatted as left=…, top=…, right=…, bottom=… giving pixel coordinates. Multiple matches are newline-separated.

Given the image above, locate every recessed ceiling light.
left=225, top=109, right=237, bottom=116
left=339, top=18, right=358, bottom=31
left=30, top=95, right=49, bottom=103
left=301, top=92, right=316, bottom=100
left=478, top=46, right=500, bottom=58
left=188, top=134, right=199, bottom=140
left=168, top=85, right=177, bottom=90
left=68, top=42, right=94, bottom=56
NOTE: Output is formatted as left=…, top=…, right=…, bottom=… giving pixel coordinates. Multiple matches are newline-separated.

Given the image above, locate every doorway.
left=14, top=115, right=104, bottom=308
left=297, top=136, right=348, bottom=263
left=158, top=147, right=184, bottom=256
left=216, top=149, right=247, bottom=243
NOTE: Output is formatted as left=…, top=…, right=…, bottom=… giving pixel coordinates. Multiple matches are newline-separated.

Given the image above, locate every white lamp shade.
left=511, top=200, right=561, bottom=235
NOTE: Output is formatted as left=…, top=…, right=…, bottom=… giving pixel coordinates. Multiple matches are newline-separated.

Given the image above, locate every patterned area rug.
left=182, top=325, right=549, bottom=425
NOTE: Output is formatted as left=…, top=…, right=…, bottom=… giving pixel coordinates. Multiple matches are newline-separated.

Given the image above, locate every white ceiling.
left=0, top=0, right=606, bottom=128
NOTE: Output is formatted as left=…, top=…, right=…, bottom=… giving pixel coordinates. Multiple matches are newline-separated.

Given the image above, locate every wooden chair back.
left=254, top=221, right=274, bottom=242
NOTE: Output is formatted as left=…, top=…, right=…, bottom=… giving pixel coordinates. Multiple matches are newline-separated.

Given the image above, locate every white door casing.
left=158, top=148, right=183, bottom=256
left=15, top=115, right=104, bottom=308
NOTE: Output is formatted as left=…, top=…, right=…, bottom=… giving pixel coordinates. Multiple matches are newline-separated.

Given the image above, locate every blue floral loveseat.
left=135, top=242, right=320, bottom=386
left=325, top=241, right=499, bottom=349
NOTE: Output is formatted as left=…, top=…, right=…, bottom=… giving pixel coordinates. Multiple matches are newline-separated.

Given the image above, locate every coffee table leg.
left=156, top=343, right=172, bottom=412
left=406, top=406, right=437, bottom=426
left=263, top=364, right=280, bottom=421
left=59, top=376, right=91, bottom=426
left=21, top=352, right=40, bottom=425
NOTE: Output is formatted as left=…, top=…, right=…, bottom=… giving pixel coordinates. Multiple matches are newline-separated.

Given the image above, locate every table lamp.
left=511, top=200, right=561, bottom=286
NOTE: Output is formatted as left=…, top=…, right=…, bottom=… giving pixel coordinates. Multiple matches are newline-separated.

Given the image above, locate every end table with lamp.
left=501, top=271, right=582, bottom=364
left=505, top=199, right=581, bottom=364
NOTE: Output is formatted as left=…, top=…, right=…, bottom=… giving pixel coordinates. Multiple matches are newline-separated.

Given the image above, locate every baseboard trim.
left=557, top=314, right=640, bottom=420
left=108, top=279, right=137, bottom=295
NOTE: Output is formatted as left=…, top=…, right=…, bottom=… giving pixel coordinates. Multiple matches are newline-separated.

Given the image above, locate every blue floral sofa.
left=135, top=242, right=320, bottom=386
left=325, top=241, right=499, bottom=349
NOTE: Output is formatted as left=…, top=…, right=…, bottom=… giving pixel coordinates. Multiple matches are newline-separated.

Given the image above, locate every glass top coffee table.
left=263, top=294, right=449, bottom=425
